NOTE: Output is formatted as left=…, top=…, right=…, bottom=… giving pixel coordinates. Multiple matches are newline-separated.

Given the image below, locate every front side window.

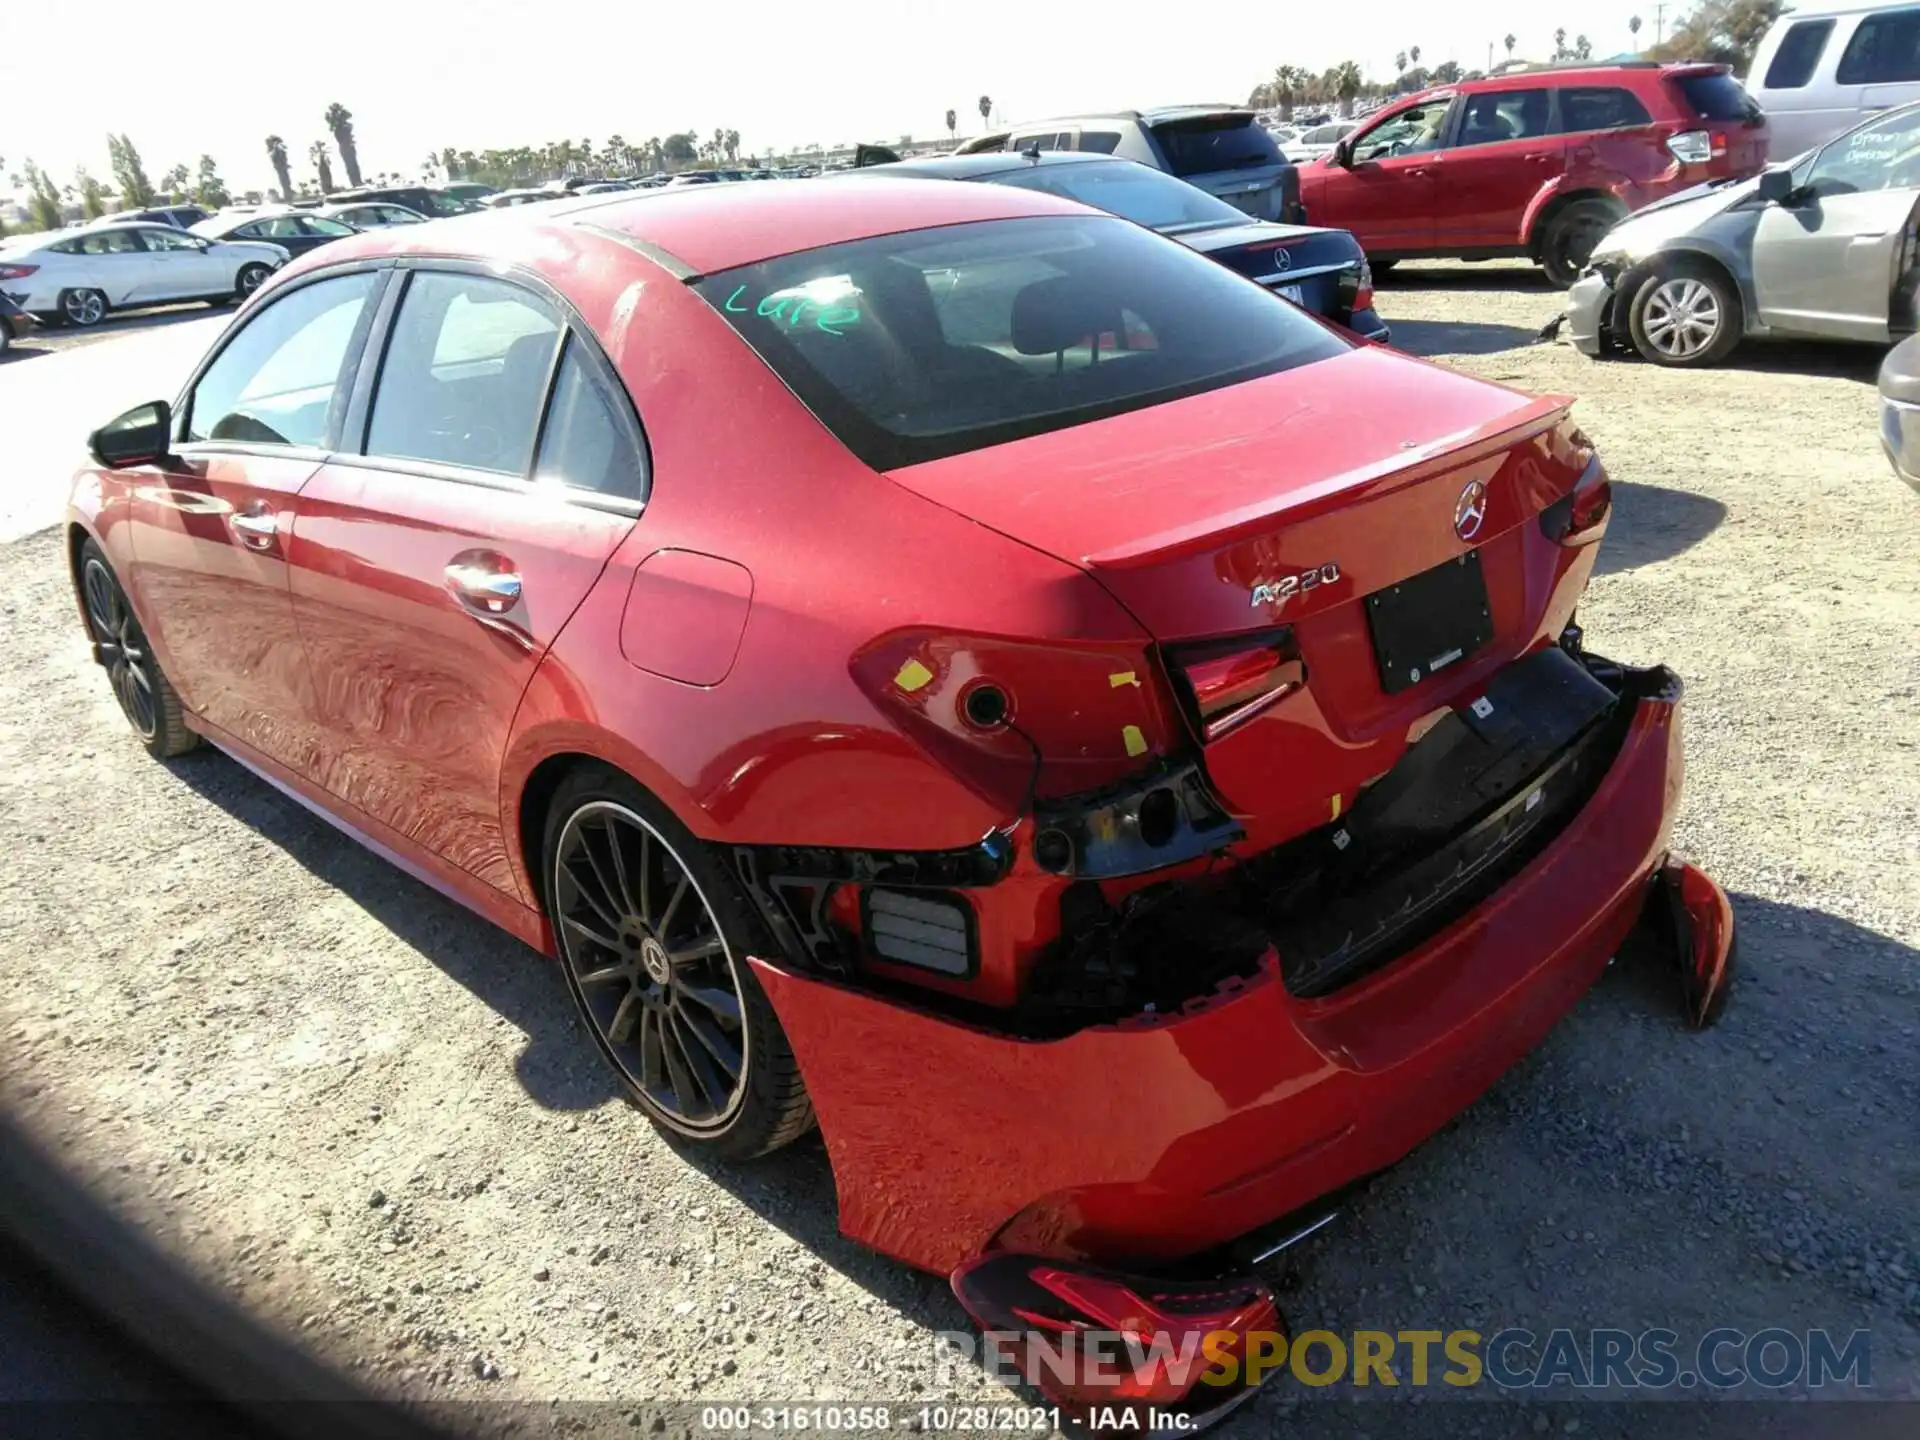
left=142, top=229, right=203, bottom=252
left=695, top=215, right=1347, bottom=470
left=1556, top=87, right=1654, bottom=134
left=1765, top=19, right=1836, bottom=89
left=1454, top=89, right=1553, bottom=147
left=186, top=272, right=376, bottom=447
left=1838, top=9, right=1920, bottom=84
left=989, top=160, right=1247, bottom=231
left=365, top=271, right=562, bottom=474
left=1805, top=106, right=1920, bottom=196
left=1352, top=99, right=1454, bottom=161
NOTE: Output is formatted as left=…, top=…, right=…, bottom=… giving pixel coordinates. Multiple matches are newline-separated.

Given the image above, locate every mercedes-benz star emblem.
left=1454, top=479, right=1488, bottom=542
left=1269, top=246, right=1293, bottom=271
left=640, top=936, right=671, bottom=986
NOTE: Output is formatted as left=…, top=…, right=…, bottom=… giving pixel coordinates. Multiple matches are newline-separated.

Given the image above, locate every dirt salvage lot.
left=2, top=264, right=1917, bottom=1436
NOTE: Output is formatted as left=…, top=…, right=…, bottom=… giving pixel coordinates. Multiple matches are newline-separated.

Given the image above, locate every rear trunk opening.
left=1151, top=112, right=1304, bottom=223
left=1185, top=222, right=1367, bottom=323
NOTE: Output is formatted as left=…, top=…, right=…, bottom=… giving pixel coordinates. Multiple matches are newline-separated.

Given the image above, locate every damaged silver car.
left=1565, top=100, right=1920, bottom=366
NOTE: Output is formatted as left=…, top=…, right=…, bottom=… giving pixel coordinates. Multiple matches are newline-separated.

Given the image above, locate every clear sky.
left=3, top=0, right=1666, bottom=196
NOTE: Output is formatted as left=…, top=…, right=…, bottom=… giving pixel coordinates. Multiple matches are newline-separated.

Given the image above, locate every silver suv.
left=957, top=106, right=1304, bottom=223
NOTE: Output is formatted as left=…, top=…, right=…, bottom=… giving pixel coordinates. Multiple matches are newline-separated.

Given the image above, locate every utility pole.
left=1655, top=2, right=1667, bottom=47
left=1488, top=41, right=1494, bottom=72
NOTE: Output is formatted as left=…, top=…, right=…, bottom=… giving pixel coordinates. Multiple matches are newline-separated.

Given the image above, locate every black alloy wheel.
left=78, top=541, right=196, bottom=758
left=552, top=800, right=753, bottom=1133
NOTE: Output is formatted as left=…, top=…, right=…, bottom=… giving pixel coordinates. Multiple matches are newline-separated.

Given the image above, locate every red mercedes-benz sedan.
left=67, top=177, right=1731, bottom=1417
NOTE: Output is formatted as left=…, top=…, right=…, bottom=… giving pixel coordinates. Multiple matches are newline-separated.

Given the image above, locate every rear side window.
left=693, top=215, right=1346, bottom=469
left=1556, top=87, right=1654, bottom=132
left=1075, top=131, right=1123, bottom=154
left=533, top=340, right=646, bottom=501
left=1012, top=132, right=1067, bottom=152
left=1677, top=72, right=1763, bottom=121
left=1764, top=19, right=1836, bottom=89
left=1454, top=89, right=1553, bottom=146
left=365, top=271, right=562, bottom=475
left=186, top=272, right=376, bottom=447
left=1838, top=9, right=1920, bottom=83
left=1152, top=116, right=1283, bottom=175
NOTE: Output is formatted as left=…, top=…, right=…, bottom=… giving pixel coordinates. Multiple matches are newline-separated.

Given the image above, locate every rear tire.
left=543, top=765, right=814, bottom=1161
left=60, top=288, right=107, bottom=327
left=78, top=539, right=198, bottom=759
left=1628, top=261, right=1742, bottom=367
left=1539, top=199, right=1622, bottom=288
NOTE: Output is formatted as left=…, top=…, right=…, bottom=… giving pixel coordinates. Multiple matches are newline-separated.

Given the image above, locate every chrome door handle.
left=445, top=563, right=523, bottom=613
left=230, top=507, right=277, bottom=550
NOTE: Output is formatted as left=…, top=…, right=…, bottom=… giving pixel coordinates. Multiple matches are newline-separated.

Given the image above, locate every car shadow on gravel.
left=1593, top=480, right=1727, bottom=576
left=162, top=749, right=621, bottom=1114
left=1376, top=264, right=1558, bottom=294
left=1388, top=319, right=1545, bottom=358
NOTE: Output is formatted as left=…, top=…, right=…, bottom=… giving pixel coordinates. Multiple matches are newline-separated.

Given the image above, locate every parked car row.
left=0, top=222, right=289, bottom=329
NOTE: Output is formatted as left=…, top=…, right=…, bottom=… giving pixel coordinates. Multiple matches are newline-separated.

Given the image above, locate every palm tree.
left=265, top=135, right=293, bottom=201
left=1271, top=65, right=1307, bottom=120
left=1333, top=60, right=1364, bottom=117
left=309, top=139, right=336, bottom=195
left=1629, top=14, right=1642, bottom=48
left=324, top=104, right=361, bottom=187
left=725, top=129, right=741, bottom=162
left=1394, top=50, right=1407, bottom=76
left=1554, top=26, right=1567, bottom=57
left=1504, top=32, right=1517, bottom=59
left=978, top=95, right=992, bottom=128
left=1409, top=45, right=1421, bottom=67
left=946, top=108, right=958, bottom=144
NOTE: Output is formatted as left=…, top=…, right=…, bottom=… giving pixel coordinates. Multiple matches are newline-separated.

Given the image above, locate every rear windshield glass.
left=1677, top=72, right=1762, bottom=121
left=986, top=160, right=1249, bottom=232
left=1151, top=116, right=1283, bottom=175
left=694, top=216, right=1346, bottom=470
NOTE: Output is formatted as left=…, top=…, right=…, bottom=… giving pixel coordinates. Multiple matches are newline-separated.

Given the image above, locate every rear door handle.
left=445, top=551, right=533, bottom=650
left=229, top=505, right=277, bottom=551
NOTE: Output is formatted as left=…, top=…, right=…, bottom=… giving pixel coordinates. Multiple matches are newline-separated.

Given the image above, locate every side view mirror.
left=88, top=400, right=174, bottom=470
left=1331, top=139, right=1354, bottom=168
left=1756, top=165, right=1798, bottom=206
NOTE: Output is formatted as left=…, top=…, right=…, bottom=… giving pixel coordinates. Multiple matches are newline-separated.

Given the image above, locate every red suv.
left=1299, top=63, right=1769, bottom=285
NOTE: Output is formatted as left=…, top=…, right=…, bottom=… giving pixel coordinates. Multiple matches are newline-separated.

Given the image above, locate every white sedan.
left=0, top=222, right=288, bottom=328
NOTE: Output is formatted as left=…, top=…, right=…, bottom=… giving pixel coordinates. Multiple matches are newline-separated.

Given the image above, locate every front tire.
left=78, top=540, right=197, bottom=759
left=234, top=263, right=272, bottom=302
left=1628, top=262, right=1741, bottom=367
left=543, top=766, right=813, bottom=1161
left=60, top=288, right=107, bottom=327
left=1539, top=199, right=1621, bottom=288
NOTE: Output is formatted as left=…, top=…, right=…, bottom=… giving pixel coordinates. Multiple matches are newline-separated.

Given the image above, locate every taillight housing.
left=1165, top=627, right=1305, bottom=742
left=851, top=629, right=1182, bottom=809
left=951, top=1252, right=1286, bottom=1423
left=1539, top=459, right=1613, bottom=545
left=0, top=263, right=39, bottom=281
left=1666, top=129, right=1715, bottom=164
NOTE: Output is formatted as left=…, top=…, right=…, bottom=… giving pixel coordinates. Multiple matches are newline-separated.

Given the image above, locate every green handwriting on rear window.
left=722, top=284, right=861, bottom=336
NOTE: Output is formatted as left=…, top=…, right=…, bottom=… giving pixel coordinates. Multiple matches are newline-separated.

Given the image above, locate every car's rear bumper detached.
left=750, top=663, right=1692, bottom=1277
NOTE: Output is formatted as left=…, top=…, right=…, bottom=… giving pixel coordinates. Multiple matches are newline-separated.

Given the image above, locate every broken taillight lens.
left=1166, top=627, right=1304, bottom=741
left=951, top=1252, right=1286, bottom=1424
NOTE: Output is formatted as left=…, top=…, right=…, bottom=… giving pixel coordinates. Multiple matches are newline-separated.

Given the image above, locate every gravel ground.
left=1, top=262, right=1917, bottom=1438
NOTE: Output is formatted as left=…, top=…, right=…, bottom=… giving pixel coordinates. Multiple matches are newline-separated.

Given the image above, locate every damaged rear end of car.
left=691, top=204, right=1730, bottom=1425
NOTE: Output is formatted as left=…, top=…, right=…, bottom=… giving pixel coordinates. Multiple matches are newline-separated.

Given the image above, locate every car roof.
left=1446, top=60, right=1726, bottom=93
left=281, top=175, right=1093, bottom=280
left=998, top=105, right=1253, bottom=127
left=851, top=152, right=1122, bottom=181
